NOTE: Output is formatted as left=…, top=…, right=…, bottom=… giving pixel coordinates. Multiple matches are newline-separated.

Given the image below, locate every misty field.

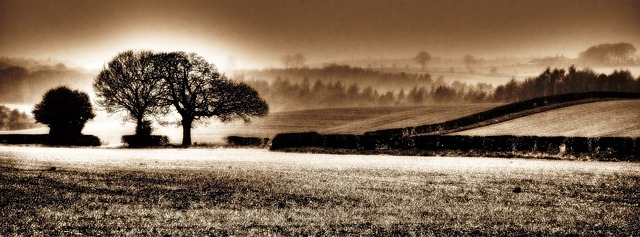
left=1, top=146, right=638, bottom=235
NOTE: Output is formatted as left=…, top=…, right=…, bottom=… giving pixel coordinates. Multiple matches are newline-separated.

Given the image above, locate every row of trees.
left=409, top=42, right=637, bottom=72
left=94, top=50, right=268, bottom=146
left=244, top=77, right=494, bottom=110
left=280, top=53, right=306, bottom=69
left=493, top=66, right=640, bottom=102
left=0, top=105, right=35, bottom=131
left=0, top=65, right=91, bottom=103
left=413, top=51, right=483, bottom=73
left=579, top=43, right=636, bottom=65
left=243, top=64, right=436, bottom=92
left=243, top=65, right=640, bottom=109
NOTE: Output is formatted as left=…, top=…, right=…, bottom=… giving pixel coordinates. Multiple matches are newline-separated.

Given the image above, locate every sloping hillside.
left=321, top=104, right=501, bottom=134
left=453, top=100, right=640, bottom=137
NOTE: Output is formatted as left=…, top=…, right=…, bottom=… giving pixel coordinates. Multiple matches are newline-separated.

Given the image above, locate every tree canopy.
left=32, top=86, right=95, bottom=137
left=413, top=51, right=431, bottom=70
left=0, top=105, right=35, bottom=131
left=156, top=52, right=268, bottom=146
left=579, top=43, right=637, bottom=65
left=94, top=50, right=169, bottom=136
left=462, top=55, right=478, bottom=73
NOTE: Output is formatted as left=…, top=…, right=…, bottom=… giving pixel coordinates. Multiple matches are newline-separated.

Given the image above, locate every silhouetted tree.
left=462, top=55, right=478, bottom=73
left=490, top=66, right=498, bottom=74
left=94, top=50, right=169, bottom=137
left=281, top=53, right=306, bottom=69
left=32, top=86, right=95, bottom=138
left=433, top=85, right=457, bottom=102
left=157, top=52, right=269, bottom=147
left=292, top=53, right=306, bottom=68
left=281, top=55, right=294, bottom=69
left=414, top=51, right=431, bottom=70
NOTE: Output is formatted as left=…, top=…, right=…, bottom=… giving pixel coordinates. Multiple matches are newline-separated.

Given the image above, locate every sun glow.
left=77, top=30, right=237, bottom=70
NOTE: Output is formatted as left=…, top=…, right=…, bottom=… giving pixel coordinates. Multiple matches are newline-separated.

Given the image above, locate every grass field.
left=1, top=146, right=638, bottom=235
left=321, top=103, right=501, bottom=134
left=454, top=100, right=640, bottom=137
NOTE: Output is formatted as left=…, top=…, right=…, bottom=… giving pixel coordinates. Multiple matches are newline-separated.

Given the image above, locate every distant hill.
left=365, top=92, right=640, bottom=138
left=321, top=104, right=501, bottom=135
left=453, top=99, right=640, bottom=137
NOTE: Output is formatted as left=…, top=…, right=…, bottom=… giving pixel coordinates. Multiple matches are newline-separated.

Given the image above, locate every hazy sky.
left=1, top=0, right=638, bottom=69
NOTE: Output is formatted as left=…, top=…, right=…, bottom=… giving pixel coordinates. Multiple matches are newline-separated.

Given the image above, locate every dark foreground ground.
left=1, top=146, right=639, bottom=235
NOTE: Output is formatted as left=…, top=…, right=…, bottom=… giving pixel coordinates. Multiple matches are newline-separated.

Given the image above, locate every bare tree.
left=462, top=55, right=478, bottom=73
left=157, top=52, right=269, bottom=147
left=94, top=50, right=169, bottom=137
left=413, top=51, right=431, bottom=70
left=281, top=55, right=294, bottom=69
left=292, top=53, right=306, bottom=68
left=281, top=53, right=306, bottom=69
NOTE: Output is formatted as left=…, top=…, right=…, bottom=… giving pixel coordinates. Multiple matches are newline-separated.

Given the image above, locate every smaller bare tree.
left=413, top=51, right=431, bottom=70
left=463, top=55, right=478, bottom=73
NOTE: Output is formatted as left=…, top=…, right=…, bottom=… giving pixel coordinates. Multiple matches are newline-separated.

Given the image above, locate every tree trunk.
left=181, top=117, right=193, bottom=147
left=135, top=117, right=144, bottom=136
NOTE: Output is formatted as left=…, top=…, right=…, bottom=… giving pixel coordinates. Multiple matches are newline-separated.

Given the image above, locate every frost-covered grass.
left=1, top=146, right=638, bottom=235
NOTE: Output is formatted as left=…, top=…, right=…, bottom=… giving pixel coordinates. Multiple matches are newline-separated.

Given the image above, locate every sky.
left=1, top=0, right=639, bottom=69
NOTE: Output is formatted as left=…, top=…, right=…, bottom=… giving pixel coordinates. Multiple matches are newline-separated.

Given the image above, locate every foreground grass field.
left=1, top=146, right=639, bottom=235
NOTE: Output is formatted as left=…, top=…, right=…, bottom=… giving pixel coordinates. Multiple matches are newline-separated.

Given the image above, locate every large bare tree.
left=94, top=50, right=168, bottom=137
left=157, top=52, right=268, bottom=147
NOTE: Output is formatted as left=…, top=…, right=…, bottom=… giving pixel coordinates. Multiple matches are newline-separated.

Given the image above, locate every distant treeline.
left=244, top=77, right=493, bottom=111
left=241, top=65, right=640, bottom=110
left=0, top=105, right=35, bottom=130
left=0, top=64, right=93, bottom=103
left=494, top=66, right=640, bottom=102
left=242, top=64, right=438, bottom=90
left=240, top=64, right=494, bottom=110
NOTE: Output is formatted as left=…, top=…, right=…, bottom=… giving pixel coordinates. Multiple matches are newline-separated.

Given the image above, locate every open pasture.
left=321, top=103, right=501, bottom=134
left=1, top=146, right=638, bottom=235
left=454, top=100, right=640, bottom=137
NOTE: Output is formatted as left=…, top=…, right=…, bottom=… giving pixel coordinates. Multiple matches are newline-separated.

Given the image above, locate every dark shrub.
left=226, top=136, right=268, bottom=147
left=323, top=134, right=360, bottom=149
left=270, top=132, right=323, bottom=150
left=32, top=87, right=95, bottom=139
left=122, top=135, right=169, bottom=148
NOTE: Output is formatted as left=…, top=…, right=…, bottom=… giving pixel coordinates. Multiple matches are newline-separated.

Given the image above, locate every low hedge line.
left=366, top=92, right=640, bottom=138
left=226, top=136, right=269, bottom=147
left=122, top=135, right=169, bottom=148
left=270, top=132, right=638, bottom=160
left=0, top=134, right=101, bottom=146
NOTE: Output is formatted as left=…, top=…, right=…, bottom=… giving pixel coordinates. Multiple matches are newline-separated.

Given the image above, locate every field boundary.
left=271, top=133, right=639, bottom=161
left=271, top=92, right=640, bottom=161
